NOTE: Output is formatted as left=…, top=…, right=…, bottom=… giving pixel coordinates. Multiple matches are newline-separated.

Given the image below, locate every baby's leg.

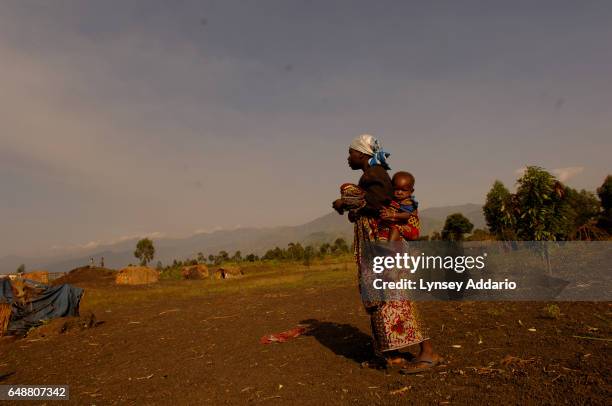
left=389, top=227, right=402, bottom=241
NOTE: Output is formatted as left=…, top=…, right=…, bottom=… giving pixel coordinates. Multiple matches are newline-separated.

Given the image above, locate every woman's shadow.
left=300, top=319, right=375, bottom=364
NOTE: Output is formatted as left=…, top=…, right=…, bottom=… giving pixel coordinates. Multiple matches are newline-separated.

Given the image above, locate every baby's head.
left=391, top=171, right=415, bottom=201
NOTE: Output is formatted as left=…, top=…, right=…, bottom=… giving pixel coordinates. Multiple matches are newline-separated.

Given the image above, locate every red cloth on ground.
left=260, top=326, right=308, bottom=344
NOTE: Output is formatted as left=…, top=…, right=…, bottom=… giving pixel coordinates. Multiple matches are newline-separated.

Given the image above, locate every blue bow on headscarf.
left=368, top=138, right=391, bottom=169
left=368, top=149, right=391, bottom=168
left=349, top=134, right=391, bottom=169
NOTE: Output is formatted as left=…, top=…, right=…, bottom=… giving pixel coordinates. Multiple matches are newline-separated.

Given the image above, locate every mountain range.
left=0, top=203, right=484, bottom=274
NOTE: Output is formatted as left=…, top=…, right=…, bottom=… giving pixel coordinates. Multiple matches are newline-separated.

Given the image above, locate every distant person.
left=380, top=171, right=420, bottom=241
left=332, top=134, right=440, bottom=372
left=100, top=257, right=105, bottom=268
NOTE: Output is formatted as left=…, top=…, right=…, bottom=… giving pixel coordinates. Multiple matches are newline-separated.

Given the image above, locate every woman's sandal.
left=360, top=358, right=388, bottom=370
left=399, top=356, right=443, bottom=375
left=385, top=356, right=410, bottom=368
left=361, top=355, right=409, bottom=370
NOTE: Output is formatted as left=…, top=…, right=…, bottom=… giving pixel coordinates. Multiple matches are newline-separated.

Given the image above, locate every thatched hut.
left=0, top=278, right=84, bottom=337
left=181, top=264, right=209, bottom=280
left=23, top=271, right=49, bottom=284
left=115, top=266, right=159, bottom=285
left=212, top=266, right=243, bottom=280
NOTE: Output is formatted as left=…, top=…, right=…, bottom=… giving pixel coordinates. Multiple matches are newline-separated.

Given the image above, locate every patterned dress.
left=340, top=182, right=428, bottom=354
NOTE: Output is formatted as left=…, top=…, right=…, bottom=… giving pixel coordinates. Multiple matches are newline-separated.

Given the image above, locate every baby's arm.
left=380, top=210, right=413, bottom=222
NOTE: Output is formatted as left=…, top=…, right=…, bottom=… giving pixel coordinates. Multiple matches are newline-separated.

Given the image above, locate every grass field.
left=1, top=258, right=610, bottom=405
left=82, top=257, right=357, bottom=309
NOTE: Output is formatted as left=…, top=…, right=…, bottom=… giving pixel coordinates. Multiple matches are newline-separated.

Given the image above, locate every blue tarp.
left=0, top=278, right=84, bottom=335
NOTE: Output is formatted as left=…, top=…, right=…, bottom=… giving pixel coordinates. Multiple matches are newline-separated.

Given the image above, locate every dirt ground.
left=1, top=266, right=610, bottom=405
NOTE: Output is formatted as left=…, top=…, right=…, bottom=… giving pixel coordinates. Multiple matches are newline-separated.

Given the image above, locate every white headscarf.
left=349, top=134, right=391, bottom=168
left=349, top=134, right=378, bottom=156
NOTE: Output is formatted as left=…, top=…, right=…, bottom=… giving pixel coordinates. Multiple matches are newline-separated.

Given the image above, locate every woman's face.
left=348, top=148, right=366, bottom=170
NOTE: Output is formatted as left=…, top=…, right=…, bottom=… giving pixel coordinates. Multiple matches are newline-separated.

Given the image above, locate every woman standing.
left=332, top=134, right=441, bottom=372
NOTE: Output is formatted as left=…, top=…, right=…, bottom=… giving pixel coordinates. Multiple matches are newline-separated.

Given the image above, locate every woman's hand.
left=332, top=199, right=345, bottom=214
left=380, top=207, right=395, bottom=221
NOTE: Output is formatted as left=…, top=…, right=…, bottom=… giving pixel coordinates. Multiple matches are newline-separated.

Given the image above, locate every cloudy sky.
left=1, top=0, right=611, bottom=258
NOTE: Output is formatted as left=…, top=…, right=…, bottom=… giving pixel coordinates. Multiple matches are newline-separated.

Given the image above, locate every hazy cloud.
left=1, top=1, right=611, bottom=258
left=514, top=166, right=585, bottom=183
left=50, top=231, right=166, bottom=253
left=553, top=166, right=585, bottom=182
left=514, top=167, right=528, bottom=176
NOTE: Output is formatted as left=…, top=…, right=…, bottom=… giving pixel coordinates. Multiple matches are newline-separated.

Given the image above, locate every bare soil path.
left=1, top=270, right=610, bottom=405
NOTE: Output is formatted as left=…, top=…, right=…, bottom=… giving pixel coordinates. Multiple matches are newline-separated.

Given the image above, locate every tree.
left=563, top=187, right=602, bottom=239
left=217, top=250, right=229, bottom=263
left=208, top=254, right=215, bottom=264
left=303, top=245, right=315, bottom=266
left=597, top=175, right=612, bottom=210
left=441, top=213, right=474, bottom=241
left=273, top=246, right=284, bottom=259
left=245, top=253, right=257, bottom=262
left=505, top=166, right=566, bottom=241
left=319, top=243, right=331, bottom=256
left=263, top=249, right=275, bottom=260
left=332, top=238, right=349, bottom=254
left=16, top=264, right=25, bottom=274
left=467, top=228, right=493, bottom=241
left=483, top=180, right=512, bottom=239
left=597, top=175, right=612, bottom=234
left=263, top=246, right=287, bottom=260
left=287, top=242, right=304, bottom=260
left=197, top=252, right=206, bottom=264
left=231, top=250, right=242, bottom=262
left=156, top=261, right=163, bottom=271
left=134, top=238, right=155, bottom=266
